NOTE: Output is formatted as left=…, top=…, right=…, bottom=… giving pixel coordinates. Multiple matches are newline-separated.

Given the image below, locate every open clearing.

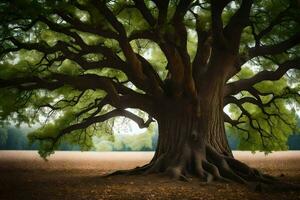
left=0, top=151, right=300, bottom=200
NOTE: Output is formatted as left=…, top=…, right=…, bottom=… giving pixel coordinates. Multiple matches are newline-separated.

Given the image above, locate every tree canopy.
left=0, top=0, right=299, bottom=158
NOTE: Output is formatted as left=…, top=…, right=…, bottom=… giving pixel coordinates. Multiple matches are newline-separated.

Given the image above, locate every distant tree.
left=287, top=116, right=300, bottom=150
left=0, top=128, right=8, bottom=147
left=288, top=135, right=300, bottom=150
left=6, top=128, right=28, bottom=149
left=94, top=124, right=156, bottom=151
left=0, top=127, right=27, bottom=150
left=0, top=0, right=300, bottom=188
left=151, top=129, right=158, bottom=151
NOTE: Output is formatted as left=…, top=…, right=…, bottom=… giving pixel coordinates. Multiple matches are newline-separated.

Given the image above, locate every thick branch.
left=135, top=54, right=164, bottom=96
left=248, top=32, right=300, bottom=59
left=210, top=0, right=231, bottom=47
left=56, top=10, right=119, bottom=39
left=192, top=13, right=212, bottom=85
left=228, top=32, right=300, bottom=82
left=34, top=108, right=154, bottom=145
left=0, top=76, right=63, bottom=91
left=94, top=1, right=150, bottom=90
left=3, top=35, right=156, bottom=96
left=133, top=0, right=156, bottom=26
left=225, top=57, right=300, bottom=96
left=0, top=73, right=121, bottom=104
left=152, top=0, right=169, bottom=26
left=224, top=0, right=253, bottom=53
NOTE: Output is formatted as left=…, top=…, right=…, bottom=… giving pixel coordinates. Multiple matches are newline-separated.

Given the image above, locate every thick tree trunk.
left=109, top=55, right=300, bottom=191
left=145, top=91, right=233, bottom=181
left=151, top=112, right=225, bottom=181
left=199, top=77, right=232, bottom=156
left=108, top=90, right=300, bottom=192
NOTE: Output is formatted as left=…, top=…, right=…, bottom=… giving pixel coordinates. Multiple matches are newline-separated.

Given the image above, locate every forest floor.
left=0, top=151, right=300, bottom=200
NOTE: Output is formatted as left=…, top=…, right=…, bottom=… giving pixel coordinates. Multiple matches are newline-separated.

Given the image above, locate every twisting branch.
left=224, top=112, right=250, bottom=140
left=253, top=5, right=292, bottom=46
left=94, top=1, right=148, bottom=84
left=76, top=96, right=110, bottom=119
left=224, top=112, right=244, bottom=126
left=31, top=108, right=154, bottom=147
left=55, top=9, right=119, bottom=39
left=224, top=86, right=299, bottom=144
left=226, top=3, right=298, bottom=81
left=225, top=96, right=273, bottom=147
left=225, top=57, right=300, bottom=96
left=2, top=23, right=161, bottom=97
left=0, top=73, right=122, bottom=104
left=248, top=32, right=300, bottom=59
left=21, top=0, right=161, bottom=97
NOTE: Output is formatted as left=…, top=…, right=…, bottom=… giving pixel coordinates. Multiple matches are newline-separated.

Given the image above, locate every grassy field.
left=0, top=151, right=300, bottom=200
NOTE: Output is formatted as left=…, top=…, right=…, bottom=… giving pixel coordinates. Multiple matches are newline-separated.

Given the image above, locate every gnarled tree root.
left=106, top=145, right=300, bottom=192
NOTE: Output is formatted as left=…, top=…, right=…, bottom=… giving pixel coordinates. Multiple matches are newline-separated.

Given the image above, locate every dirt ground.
left=0, top=151, right=300, bottom=200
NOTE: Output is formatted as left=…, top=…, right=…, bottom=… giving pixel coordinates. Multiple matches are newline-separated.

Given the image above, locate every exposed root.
left=165, top=166, right=189, bottom=182
left=106, top=144, right=300, bottom=192
left=105, top=163, right=152, bottom=177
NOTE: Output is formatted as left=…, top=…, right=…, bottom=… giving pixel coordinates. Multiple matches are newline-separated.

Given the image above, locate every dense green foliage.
left=0, top=0, right=299, bottom=158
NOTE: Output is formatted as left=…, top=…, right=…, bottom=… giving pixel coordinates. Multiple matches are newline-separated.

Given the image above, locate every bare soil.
left=0, top=151, right=300, bottom=200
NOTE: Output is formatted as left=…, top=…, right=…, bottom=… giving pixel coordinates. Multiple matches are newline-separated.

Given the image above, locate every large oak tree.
left=0, top=0, right=300, bottom=189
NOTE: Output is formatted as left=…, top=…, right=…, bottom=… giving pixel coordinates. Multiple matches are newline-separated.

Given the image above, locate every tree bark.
left=144, top=80, right=232, bottom=180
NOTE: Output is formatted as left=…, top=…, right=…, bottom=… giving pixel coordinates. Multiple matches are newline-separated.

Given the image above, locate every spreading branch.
left=31, top=108, right=154, bottom=146
left=225, top=57, right=300, bottom=96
